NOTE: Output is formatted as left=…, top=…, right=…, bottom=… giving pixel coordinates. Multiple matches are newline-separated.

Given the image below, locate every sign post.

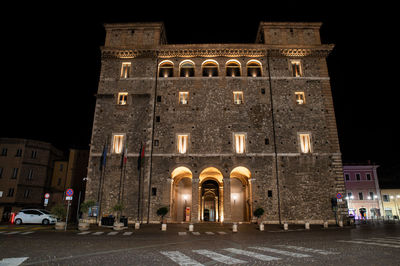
left=44, top=193, right=50, bottom=207
left=65, top=189, right=74, bottom=231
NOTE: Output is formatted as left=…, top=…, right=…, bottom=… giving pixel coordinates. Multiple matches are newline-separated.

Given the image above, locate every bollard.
left=189, top=223, right=194, bottom=232
left=232, top=223, right=238, bottom=232
left=259, top=222, right=264, bottom=231
left=338, top=220, right=343, bottom=227
left=161, top=223, right=167, bottom=231
left=135, top=222, right=140, bottom=230
left=284, top=222, right=288, bottom=231
left=305, top=222, right=310, bottom=230
left=323, top=221, right=328, bottom=228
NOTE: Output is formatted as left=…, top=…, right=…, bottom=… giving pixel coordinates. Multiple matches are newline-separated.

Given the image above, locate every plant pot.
left=113, top=222, right=125, bottom=231
left=78, top=221, right=90, bottom=231
left=55, top=221, right=65, bottom=230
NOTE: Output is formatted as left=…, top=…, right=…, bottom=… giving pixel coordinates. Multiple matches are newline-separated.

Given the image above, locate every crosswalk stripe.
left=5, top=231, right=20, bottom=235
left=193, top=249, right=247, bottom=264
left=178, top=232, right=187, bottom=236
left=107, top=232, right=118, bottom=235
left=205, top=232, right=214, bottom=235
left=337, top=240, right=400, bottom=248
left=249, top=246, right=311, bottom=258
left=160, top=251, right=203, bottom=266
left=20, top=231, right=34, bottom=235
left=77, top=231, right=91, bottom=235
left=192, top=232, right=200, bottom=235
left=123, top=232, right=133, bottom=236
left=223, top=248, right=280, bottom=262
left=92, top=232, right=104, bottom=235
left=368, top=238, right=400, bottom=244
left=276, top=245, right=338, bottom=255
left=218, top=231, right=227, bottom=235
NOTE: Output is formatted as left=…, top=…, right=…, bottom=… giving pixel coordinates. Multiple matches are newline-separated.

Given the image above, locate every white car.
left=14, top=209, right=57, bottom=225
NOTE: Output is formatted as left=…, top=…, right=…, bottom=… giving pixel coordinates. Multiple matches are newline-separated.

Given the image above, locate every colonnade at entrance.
left=169, top=166, right=252, bottom=223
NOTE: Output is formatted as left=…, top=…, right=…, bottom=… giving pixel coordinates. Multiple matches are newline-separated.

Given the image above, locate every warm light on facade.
left=290, top=59, right=302, bottom=77
left=177, top=134, right=188, bottom=154
left=179, top=92, right=189, bottom=105
left=120, top=62, right=131, bottom=78
left=235, top=134, right=246, bottom=154
left=299, top=133, right=311, bottom=153
left=112, top=134, right=124, bottom=154
left=117, top=92, right=128, bottom=105
left=295, top=92, right=305, bottom=105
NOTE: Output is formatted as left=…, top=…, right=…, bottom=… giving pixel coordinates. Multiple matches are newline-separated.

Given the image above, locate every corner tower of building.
left=85, top=21, right=346, bottom=225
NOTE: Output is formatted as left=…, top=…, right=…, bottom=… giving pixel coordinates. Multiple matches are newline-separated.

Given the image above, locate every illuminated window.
left=226, top=60, right=241, bottom=77
left=117, top=92, right=128, bottom=105
left=159, top=60, right=174, bottom=77
left=299, top=133, right=311, bottom=153
left=179, top=60, right=195, bottom=77
left=290, top=60, right=302, bottom=77
left=202, top=60, right=218, bottom=77
left=179, top=92, right=189, bottom=105
left=295, top=92, right=305, bottom=104
left=112, top=134, right=124, bottom=154
left=233, top=91, right=244, bottom=104
left=177, top=134, right=188, bottom=154
left=234, top=133, right=246, bottom=154
left=247, top=60, right=262, bottom=77
left=121, top=62, right=131, bottom=78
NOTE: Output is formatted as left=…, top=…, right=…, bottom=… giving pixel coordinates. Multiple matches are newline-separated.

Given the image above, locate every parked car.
left=14, top=209, right=57, bottom=225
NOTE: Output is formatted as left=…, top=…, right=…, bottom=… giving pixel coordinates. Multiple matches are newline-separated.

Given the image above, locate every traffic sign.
left=44, top=193, right=50, bottom=199
left=66, top=189, right=74, bottom=197
left=336, top=193, right=342, bottom=199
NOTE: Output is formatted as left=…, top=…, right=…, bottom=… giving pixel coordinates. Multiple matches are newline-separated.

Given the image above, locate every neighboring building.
left=380, top=189, right=400, bottom=218
left=85, top=21, right=346, bottom=224
left=49, top=149, right=89, bottom=222
left=0, top=138, right=63, bottom=222
left=343, top=163, right=382, bottom=219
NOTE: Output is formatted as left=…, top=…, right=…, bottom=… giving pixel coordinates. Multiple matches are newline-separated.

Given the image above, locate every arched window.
left=179, top=60, right=195, bottom=77
left=202, top=60, right=219, bottom=77
left=247, top=60, right=262, bottom=77
left=226, top=60, right=241, bottom=77
left=159, top=60, right=174, bottom=77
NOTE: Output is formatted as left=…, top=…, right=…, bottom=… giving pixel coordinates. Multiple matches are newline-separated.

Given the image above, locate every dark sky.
left=1, top=3, right=398, bottom=171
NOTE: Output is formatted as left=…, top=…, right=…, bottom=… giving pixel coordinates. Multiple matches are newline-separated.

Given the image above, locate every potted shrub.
left=156, top=206, right=168, bottom=231
left=51, top=204, right=67, bottom=230
left=78, top=200, right=96, bottom=231
left=253, top=207, right=265, bottom=226
left=111, top=202, right=125, bottom=230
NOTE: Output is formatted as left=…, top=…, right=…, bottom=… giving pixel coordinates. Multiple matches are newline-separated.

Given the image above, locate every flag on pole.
left=100, top=140, right=108, bottom=170
left=137, top=143, right=145, bottom=171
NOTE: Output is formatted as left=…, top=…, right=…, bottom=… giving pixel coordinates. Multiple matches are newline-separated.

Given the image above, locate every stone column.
left=223, top=177, right=231, bottom=223
left=191, top=178, right=199, bottom=223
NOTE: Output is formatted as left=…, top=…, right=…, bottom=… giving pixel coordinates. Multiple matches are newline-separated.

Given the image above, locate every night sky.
left=1, top=4, right=398, bottom=176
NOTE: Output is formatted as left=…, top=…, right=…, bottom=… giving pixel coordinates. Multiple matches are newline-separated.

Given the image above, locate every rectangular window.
left=31, top=150, right=37, bottom=159
left=345, top=173, right=350, bottom=181
left=383, top=194, right=390, bottom=202
left=11, top=168, right=18, bottom=179
left=112, top=134, right=124, bottom=154
left=121, top=62, right=131, bottom=78
left=295, top=92, right=305, bottom=105
left=0, top=167, right=3, bottom=178
left=24, top=189, right=31, bottom=198
left=290, top=60, right=302, bottom=77
left=7, top=188, right=14, bottom=197
left=234, top=133, right=246, bottom=154
left=177, top=134, right=188, bottom=154
left=179, top=92, right=189, bottom=105
left=1, top=148, right=7, bottom=156
left=366, top=173, right=371, bottom=180
left=27, top=169, right=33, bottom=180
left=356, top=173, right=361, bottom=181
left=233, top=91, right=244, bottom=104
left=299, top=133, right=311, bottom=153
left=369, top=192, right=374, bottom=200
left=358, top=192, right=363, bottom=200
left=117, top=92, right=128, bottom=105
left=347, top=192, right=353, bottom=199
left=15, top=149, right=22, bottom=157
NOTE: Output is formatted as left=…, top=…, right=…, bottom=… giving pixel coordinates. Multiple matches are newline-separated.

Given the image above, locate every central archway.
left=199, top=167, right=224, bottom=222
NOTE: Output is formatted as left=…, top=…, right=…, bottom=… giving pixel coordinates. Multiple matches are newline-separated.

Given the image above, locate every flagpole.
left=137, top=143, right=142, bottom=222
left=97, top=138, right=108, bottom=225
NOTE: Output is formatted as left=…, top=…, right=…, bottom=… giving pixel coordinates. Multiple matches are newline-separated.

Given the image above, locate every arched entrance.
left=170, top=167, right=192, bottom=222
left=230, top=166, right=252, bottom=222
left=199, top=167, right=224, bottom=222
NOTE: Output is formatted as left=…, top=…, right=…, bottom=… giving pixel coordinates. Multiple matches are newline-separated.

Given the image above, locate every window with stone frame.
left=234, top=133, right=246, bottom=154
left=233, top=91, right=244, bottom=105
left=117, top=92, right=128, bottom=105
left=159, top=61, right=174, bottom=77
left=247, top=60, right=262, bottom=77
left=179, top=60, right=195, bottom=77
left=226, top=60, right=241, bottom=77
left=177, top=134, right=189, bottom=154
left=295, top=91, right=306, bottom=105
left=179, top=92, right=189, bottom=105
left=299, top=133, right=312, bottom=153
left=112, top=134, right=125, bottom=154
left=120, top=62, right=131, bottom=78
left=290, top=59, right=302, bottom=77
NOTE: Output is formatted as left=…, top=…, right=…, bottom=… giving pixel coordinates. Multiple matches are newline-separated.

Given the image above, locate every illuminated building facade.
left=85, top=22, right=346, bottom=224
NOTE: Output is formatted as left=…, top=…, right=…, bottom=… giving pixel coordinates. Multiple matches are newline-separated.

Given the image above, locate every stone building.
left=0, top=138, right=63, bottom=221
left=85, top=21, right=346, bottom=224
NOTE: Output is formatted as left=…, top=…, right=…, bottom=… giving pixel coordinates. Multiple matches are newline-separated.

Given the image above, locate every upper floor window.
left=15, top=149, right=22, bottom=157
left=358, top=192, right=364, bottom=200
left=383, top=194, right=390, bottom=202
left=177, top=134, right=189, bottom=154
left=202, top=60, right=219, bottom=77
left=234, top=133, right=246, bottom=154
left=179, top=92, right=189, bottom=105
left=112, top=134, right=125, bottom=154
left=121, top=62, right=131, bottom=78
left=179, top=60, right=195, bottom=77
left=295, top=92, right=306, bottom=105
left=233, top=91, right=244, bottom=104
left=117, top=92, right=128, bottom=105
left=356, top=173, right=361, bottom=181
left=366, top=173, right=371, bottom=180
left=1, top=148, right=7, bottom=156
left=27, top=169, right=33, bottom=180
left=345, top=173, right=350, bottom=181
left=290, top=59, right=302, bottom=77
left=299, top=133, right=312, bottom=153
left=226, top=60, right=241, bottom=77
left=247, top=60, right=262, bottom=77
left=159, top=60, right=174, bottom=77
left=11, top=168, right=18, bottom=179
left=31, top=150, right=37, bottom=159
